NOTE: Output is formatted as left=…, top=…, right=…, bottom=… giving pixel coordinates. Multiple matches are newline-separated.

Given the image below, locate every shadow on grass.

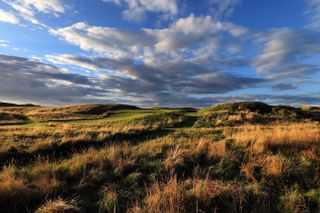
left=0, top=128, right=173, bottom=166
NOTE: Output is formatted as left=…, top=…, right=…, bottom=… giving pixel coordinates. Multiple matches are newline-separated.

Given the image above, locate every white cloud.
left=46, top=54, right=102, bottom=71
left=104, top=0, right=177, bottom=22
left=0, top=9, right=19, bottom=24
left=49, top=22, right=152, bottom=59
left=306, top=0, right=320, bottom=29
left=147, top=15, right=220, bottom=53
left=3, top=0, right=65, bottom=26
left=0, top=40, right=10, bottom=47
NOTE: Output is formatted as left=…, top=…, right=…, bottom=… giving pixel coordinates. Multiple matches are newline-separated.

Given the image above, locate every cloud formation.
left=103, top=0, right=243, bottom=23
left=3, top=0, right=65, bottom=26
left=0, top=52, right=263, bottom=107
left=50, top=15, right=249, bottom=64
left=46, top=13, right=320, bottom=106
left=0, top=53, right=264, bottom=106
left=254, top=28, right=320, bottom=78
left=46, top=54, right=265, bottom=96
left=0, top=54, right=109, bottom=104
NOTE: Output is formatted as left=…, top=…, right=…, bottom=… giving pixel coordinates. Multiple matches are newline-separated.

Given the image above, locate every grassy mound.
left=26, top=104, right=140, bottom=122
left=302, top=105, right=320, bottom=120
left=206, top=101, right=272, bottom=114
left=0, top=102, right=38, bottom=107
left=196, top=102, right=312, bottom=127
left=127, top=112, right=188, bottom=128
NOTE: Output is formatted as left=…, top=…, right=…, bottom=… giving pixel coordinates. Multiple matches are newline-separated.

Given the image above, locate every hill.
left=0, top=101, right=319, bottom=213
left=196, top=101, right=319, bottom=127
left=0, top=102, right=39, bottom=107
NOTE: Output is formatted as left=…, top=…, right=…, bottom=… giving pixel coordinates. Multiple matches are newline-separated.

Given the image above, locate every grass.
left=0, top=102, right=319, bottom=212
left=231, top=123, right=320, bottom=153
left=35, top=197, right=80, bottom=213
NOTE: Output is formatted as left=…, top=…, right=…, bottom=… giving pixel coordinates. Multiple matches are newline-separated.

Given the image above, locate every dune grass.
left=0, top=102, right=319, bottom=212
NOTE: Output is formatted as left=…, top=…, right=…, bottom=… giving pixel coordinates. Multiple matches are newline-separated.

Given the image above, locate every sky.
left=0, top=0, right=320, bottom=107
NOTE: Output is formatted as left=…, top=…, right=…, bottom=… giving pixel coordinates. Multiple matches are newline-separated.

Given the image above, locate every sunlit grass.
left=0, top=103, right=319, bottom=212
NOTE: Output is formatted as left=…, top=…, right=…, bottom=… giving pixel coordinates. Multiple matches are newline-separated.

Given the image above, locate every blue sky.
left=0, top=0, right=320, bottom=107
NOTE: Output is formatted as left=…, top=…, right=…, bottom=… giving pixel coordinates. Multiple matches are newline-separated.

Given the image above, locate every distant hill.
left=0, top=101, right=319, bottom=125
left=0, top=102, right=39, bottom=107
left=196, top=101, right=320, bottom=127
left=17, top=104, right=141, bottom=122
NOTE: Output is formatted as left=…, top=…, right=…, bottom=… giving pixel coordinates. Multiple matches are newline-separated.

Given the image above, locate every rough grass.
left=0, top=112, right=29, bottom=125
left=0, top=102, right=319, bottom=212
left=231, top=123, right=320, bottom=152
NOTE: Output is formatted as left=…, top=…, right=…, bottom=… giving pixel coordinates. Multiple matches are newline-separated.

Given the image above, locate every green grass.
left=0, top=107, right=191, bottom=128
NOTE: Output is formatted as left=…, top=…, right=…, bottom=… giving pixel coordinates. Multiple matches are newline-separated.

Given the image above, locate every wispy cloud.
left=209, top=0, right=242, bottom=20
left=103, top=0, right=178, bottom=22
left=254, top=28, right=320, bottom=78
left=2, top=0, right=65, bottom=26
left=305, top=0, right=320, bottom=29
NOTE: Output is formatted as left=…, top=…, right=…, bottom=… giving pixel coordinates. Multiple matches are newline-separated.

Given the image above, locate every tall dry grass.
left=142, top=174, right=186, bottom=213
left=231, top=123, right=320, bottom=152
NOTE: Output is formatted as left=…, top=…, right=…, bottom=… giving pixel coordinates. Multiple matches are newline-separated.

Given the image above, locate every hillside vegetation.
left=0, top=101, right=319, bottom=213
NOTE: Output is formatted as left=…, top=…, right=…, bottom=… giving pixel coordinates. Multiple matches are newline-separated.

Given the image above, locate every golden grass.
left=0, top=122, right=150, bottom=154
left=0, top=109, right=319, bottom=212
left=231, top=123, right=320, bottom=152
left=143, top=174, right=186, bottom=213
left=193, top=178, right=233, bottom=206
left=207, top=140, right=227, bottom=158
left=263, top=155, right=286, bottom=177
left=164, top=146, right=187, bottom=171
left=193, top=179, right=261, bottom=213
